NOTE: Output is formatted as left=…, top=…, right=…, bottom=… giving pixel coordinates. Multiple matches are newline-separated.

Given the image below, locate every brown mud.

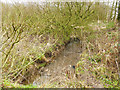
left=19, top=37, right=103, bottom=88
left=32, top=38, right=82, bottom=87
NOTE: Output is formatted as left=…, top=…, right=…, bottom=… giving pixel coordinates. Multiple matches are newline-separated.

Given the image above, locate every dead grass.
left=1, top=2, right=119, bottom=88
left=76, top=23, right=119, bottom=88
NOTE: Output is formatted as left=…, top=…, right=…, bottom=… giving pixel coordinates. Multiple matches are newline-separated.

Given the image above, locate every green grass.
left=2, top=79, right=38, bottom=88
left=106, top=22, right=115, bottom=29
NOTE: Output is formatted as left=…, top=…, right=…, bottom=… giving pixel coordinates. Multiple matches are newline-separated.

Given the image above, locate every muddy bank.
left=32, top=38, right=83, bottom=86
left=18, top=38, right=82, bottom=85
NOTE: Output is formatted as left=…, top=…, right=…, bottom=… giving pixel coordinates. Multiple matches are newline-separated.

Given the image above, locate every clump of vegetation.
left=76, top=23, right=119, bottom=88
left=1, top=1, right=119, bottom=88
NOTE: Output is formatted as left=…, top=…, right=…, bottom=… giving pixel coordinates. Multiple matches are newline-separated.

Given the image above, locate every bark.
left=109, top=1, right=115, bottom=21
left=113, top=2, right=118, bottom=21
left=118, top=1, right=120, bottom=22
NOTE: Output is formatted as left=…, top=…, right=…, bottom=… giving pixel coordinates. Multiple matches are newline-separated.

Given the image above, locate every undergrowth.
left=76, top=23, right=119, bottom=88
left=1, top=1, right=119, bottom=88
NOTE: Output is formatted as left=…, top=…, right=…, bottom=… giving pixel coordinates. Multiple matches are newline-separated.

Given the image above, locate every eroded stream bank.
left=32, top=38, right=83, bottom=87
left=20, top=38, right=103, bottom=88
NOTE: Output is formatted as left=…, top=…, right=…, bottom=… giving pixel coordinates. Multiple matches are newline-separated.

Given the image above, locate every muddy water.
left=33, top=39, right=82, bottom=86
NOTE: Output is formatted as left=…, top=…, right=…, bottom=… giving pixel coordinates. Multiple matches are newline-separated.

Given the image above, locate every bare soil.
left=32, top=39, right=104, bottom=88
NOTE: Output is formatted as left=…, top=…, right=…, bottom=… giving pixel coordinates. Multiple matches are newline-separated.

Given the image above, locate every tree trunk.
left=118, top=1, right=120, bottom=82
left=109, top=1, right=115, bottom=21
left=118, top=1, right=120, bottom=23
left=113, top=2, right=118, bottom=21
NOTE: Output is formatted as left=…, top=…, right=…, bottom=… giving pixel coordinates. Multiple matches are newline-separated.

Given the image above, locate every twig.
left=115, top=59, right=120, bottom=78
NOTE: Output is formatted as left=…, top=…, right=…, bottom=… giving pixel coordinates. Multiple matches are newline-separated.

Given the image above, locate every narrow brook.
left=33, top=39, right=83, bottom=86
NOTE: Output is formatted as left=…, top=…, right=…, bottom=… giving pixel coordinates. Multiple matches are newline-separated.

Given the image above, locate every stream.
left=32, top=39, right=83, bottom=86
